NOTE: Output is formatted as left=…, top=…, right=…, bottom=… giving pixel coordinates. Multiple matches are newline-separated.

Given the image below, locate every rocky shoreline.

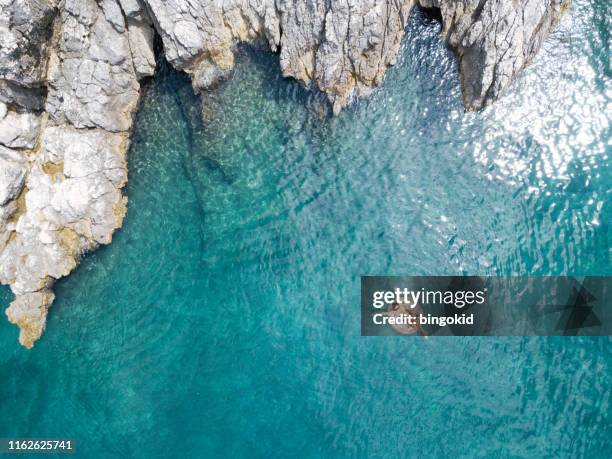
left=0, top=0, right=570, bottom=347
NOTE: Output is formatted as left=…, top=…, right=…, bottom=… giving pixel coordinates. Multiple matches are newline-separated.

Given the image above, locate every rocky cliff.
left=0, top=0, right=569, bottom=347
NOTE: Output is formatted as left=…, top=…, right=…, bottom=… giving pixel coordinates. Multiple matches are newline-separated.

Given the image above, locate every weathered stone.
left=0, top=79, right=46, bottom=111
left=141, top=0, right=569, bottom=111
left=1, top=0, right=140, bottom=347
left=0, top=0, right=56, bottom=87
left=427, top=0, right=572, bottom=109
left=127, top=17, right=156, bottom=79
left=0, top=145, right=26, bottom=206
left=0, top=105, right=40, bottom=148
left=5, top=289, right=54, bottom=348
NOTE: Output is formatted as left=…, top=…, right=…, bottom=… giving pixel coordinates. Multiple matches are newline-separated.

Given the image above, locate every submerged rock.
left=0, top=0, right=569, bottom=347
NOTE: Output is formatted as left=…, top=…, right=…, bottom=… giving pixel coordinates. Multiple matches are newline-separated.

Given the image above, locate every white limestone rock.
left=118, top=0, right=144, bottom=19
left=0, top=123, right=129, bottom=345
left=0, top=145, right=26, bottom=207
left=0, top=0, right=56, bottom=87
left=45, top=0, right=141, bottom=132
left=127, top=17, right=156, bottom=79
left=141, top=0, right=570, bottom=111
left=0, top=123, right=130, bottom=348
left=0, top=106, right=41, bottom=148
left=5, top=289, right=55, bottom=349
left=1, top=0, right=141, bottom=347
left=422, top=0, right=571, bottom=109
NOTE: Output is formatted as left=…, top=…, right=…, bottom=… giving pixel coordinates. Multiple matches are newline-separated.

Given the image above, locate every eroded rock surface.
left=420, top=0, right=571, bottom=109
left=0, top=0, right=569, bottom=347
left=0, top=0, right=153, bottom=347
left=143, top=0, right=570, bottom=113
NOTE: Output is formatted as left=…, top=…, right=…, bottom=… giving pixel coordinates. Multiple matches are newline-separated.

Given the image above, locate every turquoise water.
left=1, top=3, right=611, bottom=457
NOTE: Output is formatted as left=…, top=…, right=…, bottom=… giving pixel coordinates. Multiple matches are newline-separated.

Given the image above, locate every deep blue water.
left=1, top=3, right=611, bottom=457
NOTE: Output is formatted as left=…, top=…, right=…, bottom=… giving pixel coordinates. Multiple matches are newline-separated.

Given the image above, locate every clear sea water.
left=1, top=2, right=611, bottom=457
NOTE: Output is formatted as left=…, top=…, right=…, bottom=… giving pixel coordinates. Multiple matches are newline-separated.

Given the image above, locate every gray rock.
left=1, top=0, right=139, bottom=347
left=0, top=145, right=27, bottom=265
left=0, top=122, right=130, bottom=347
left=0, top=79, right=46, bottom=111
left=118, top=0, right=144, bottom=19
left=0, top=107, right=40, bottom=148
left=45, top=0, right=141, bottom=132
left=5, top=289, right=54, bottom=348
left=0, top=0, right=56, bottom=87
left=0, top=145, right=26, bottom=206
left=141, top=0, right=569, bottom=111
left=425, top=0, right=571, bottom=109
left=127, top=17, right=156, bottom=79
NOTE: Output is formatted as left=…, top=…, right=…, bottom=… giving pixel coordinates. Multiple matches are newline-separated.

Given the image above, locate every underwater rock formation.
left=0, top=0, right=569, bottom=347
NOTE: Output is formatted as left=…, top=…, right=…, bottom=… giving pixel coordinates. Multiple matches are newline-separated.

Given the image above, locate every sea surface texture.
left=1, top=2, right=610, bottom=457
